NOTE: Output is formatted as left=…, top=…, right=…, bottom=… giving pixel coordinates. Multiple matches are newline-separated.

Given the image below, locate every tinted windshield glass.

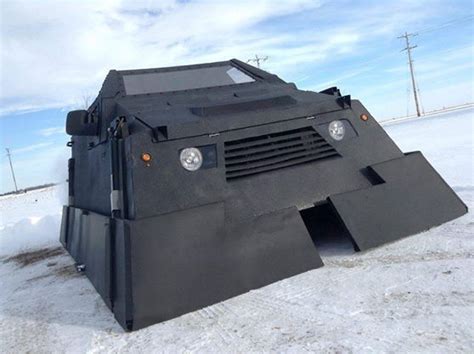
left=123, top=65, right=255, bottom=95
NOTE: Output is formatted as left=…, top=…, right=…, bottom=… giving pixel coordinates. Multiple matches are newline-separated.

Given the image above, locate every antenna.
left=247, top=54, right=268, bottom=68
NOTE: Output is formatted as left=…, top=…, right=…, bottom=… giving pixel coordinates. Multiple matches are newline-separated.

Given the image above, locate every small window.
left=123, top=65, right=255, bottom=95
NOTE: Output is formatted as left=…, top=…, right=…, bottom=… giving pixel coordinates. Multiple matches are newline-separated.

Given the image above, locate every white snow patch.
left=0, top=186, right=64, bottom=257
left=0, top=110, right=473, bottom=352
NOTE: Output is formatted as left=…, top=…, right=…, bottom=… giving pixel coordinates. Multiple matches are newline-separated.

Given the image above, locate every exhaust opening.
left=299, top=202, right=357, bottom=256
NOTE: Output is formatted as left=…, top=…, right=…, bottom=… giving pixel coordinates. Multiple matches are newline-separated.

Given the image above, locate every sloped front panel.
left=126, top=203, right=323, bottom=330
left=329, top=152, right=467, bottom=251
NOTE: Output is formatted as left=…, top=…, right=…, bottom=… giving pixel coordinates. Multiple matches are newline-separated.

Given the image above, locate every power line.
left=340, top=16, right=473, bottom=73
left=303, top=16, right=472, bottom=89
left=5, top=148, right=19, bottom=193
left=247, top=54, right=268, bottom=68
left=414, top=42, right=473, bottom=62
left=417, top=15, right=474, bottom=35
left=398, top=32, right=422, bottom=117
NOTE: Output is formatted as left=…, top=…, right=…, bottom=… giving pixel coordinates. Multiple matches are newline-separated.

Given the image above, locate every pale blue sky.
left=1, top=0, right=473, bottom=193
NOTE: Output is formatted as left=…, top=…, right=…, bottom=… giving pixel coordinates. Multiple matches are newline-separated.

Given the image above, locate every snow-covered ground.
left=1, top=109, right=473, bottom=353
left=0, top=186, right=65, bottom=257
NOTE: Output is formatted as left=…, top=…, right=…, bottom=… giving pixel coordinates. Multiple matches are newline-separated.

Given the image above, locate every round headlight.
left=180, top=147, right=203, bottom=171
left=328, top=120, right=345, bottom=141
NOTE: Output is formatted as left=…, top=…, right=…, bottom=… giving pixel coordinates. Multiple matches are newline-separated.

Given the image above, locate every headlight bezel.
left=328, top=120, right=346, bottom=141
left=179, top=147, right=203, bottom=171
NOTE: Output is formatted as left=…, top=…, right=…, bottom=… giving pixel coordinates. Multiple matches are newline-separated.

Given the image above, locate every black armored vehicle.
left=61, top=59, right=467, bottom=330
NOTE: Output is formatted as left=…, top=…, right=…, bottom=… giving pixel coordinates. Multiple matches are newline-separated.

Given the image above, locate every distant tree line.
left=0, top=183, right=58, bottom=197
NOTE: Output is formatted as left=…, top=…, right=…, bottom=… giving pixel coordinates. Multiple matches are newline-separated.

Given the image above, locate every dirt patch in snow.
left=2, top=246, right=65, bottom=267
left=25, top=264, right=80, bottom=284
left=53, top=264, right=79, bottom=278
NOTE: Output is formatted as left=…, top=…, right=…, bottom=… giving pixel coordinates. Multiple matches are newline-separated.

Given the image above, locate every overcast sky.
left=0, top=0, right=473, bottom=193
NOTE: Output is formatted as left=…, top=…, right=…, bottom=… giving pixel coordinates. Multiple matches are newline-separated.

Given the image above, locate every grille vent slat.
left=225, top=135, right=325, bottom=157
left=224, top=126, right=339, bottom=181
left=225, top=130, right=319, bottom=150
left=226, top=145, right=335, bottom=169
left=226, top=151, right=339, bottom=179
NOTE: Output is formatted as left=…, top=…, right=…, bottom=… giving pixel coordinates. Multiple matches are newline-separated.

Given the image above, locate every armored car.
left=60, top=59, right=467, bottom=330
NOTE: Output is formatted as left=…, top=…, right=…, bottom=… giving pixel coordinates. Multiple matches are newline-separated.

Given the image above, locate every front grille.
left=224, top=126, right=339, bottom=180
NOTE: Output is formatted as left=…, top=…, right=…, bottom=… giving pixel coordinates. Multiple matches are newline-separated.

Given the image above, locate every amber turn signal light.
left=141, top=153, right=152, bottom=162
left=360, top=114, right=369, bottom=121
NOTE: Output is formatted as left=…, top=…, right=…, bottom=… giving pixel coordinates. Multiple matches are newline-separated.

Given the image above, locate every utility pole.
left=5, top=148, right=19, bottom=193
left=398, top=32, right=422, bottom=117
left=247, top=54, right=268, bottom=68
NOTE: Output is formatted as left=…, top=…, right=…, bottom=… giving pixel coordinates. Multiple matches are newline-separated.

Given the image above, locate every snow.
left=0, top=186, right=65, bottom=257
left=382, top=108, right=474, bottom=189
left=1, top=109, right=473, bottom=353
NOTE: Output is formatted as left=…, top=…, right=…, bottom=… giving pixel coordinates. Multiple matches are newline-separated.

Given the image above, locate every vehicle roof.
left=95, top=59, right=347, bottom=139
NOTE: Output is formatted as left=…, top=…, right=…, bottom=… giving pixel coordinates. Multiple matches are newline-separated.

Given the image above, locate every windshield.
left=123, top=65, right=255, bottom=95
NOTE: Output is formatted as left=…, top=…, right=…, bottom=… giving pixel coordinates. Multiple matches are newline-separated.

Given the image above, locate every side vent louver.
left=224, top=126, right=339, bottom=180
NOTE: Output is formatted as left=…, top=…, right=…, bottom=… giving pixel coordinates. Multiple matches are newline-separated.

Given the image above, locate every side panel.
left=81, top=212, right=112, bottom=308
left=72, top=138, right=112, bottom=215
left=113, top=219, right=134, bottom=330
left=59, top=206, right=69, bottom=247
left=329, top=152, right=468, bottom=251
left=61, top=207, right=112, bottom=308
left=68, top=208, right=83, bottom=261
